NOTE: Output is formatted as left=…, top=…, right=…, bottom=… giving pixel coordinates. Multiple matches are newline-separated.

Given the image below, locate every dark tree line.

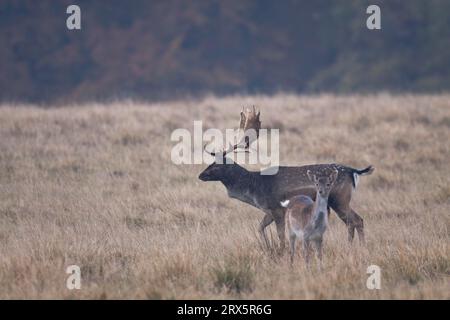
left=1, top=0, right=449, bottom=103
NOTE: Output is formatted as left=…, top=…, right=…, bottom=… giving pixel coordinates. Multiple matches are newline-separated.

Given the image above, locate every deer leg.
left=330, top=206, right=353, bottom=242
left=351, top=208, right=365, bottom=244
left=275, top=218, right=286, bottom=253
left=347, top=221, right=356, bottom=243
left=314, top=239, right=323, bottom=271
left=330, top=205, right=364, bottom=244
left=302, top=240, right=312, bottom=268
left=289, top=233, right=297, bottom=265
left=329, top=186, right=359, bottom=243
left=329, top=202, right=354, bottom=243
left=273, top=209, right=286, bottom=252
left=343, top=208, right=364, bottom=244
left=259, top=214, right=274, bottom=249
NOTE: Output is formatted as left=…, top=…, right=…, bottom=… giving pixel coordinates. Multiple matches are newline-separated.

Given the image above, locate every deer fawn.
left=282, top=169, right=338, bottom=268
left=199, top=107, right=374, bottom=251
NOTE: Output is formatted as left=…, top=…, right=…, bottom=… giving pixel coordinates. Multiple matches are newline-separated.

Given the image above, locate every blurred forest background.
left=1, top=0, right=449, bottom=103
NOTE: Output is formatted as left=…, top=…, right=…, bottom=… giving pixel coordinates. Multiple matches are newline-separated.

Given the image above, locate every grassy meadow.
left=0, top=94, right=449, bottom=299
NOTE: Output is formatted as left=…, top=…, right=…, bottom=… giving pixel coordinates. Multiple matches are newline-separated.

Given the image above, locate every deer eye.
left=327, top=183, right=330, bottom=187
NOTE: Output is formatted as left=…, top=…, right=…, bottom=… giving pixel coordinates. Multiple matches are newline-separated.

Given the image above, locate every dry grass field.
left=0, top=94, right=449, bottom=299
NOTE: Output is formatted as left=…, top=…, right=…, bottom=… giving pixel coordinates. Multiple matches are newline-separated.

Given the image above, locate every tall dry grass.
left=0, top=94, right=449, bottom=299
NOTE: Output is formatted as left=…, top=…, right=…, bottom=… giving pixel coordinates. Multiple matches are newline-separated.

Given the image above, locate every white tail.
left=280, top=200, right=290, bottom=208
left=353, top=172, right=360, bottom=189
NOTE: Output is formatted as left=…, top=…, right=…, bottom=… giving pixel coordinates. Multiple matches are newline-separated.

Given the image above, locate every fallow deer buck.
left=282, top=169, right=338, bottom=267
left=198, top=107, right=374, bottom=251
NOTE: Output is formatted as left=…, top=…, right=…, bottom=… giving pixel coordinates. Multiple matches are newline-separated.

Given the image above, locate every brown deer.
left=282, top=169, right=339, bottom=267
left=198, top=107, right=374, bottom=250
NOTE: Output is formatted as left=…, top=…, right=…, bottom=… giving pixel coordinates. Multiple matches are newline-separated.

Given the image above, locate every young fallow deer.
left=199, top=107, right=374, bottom=251
left=282, top=169, right=338, bottom=267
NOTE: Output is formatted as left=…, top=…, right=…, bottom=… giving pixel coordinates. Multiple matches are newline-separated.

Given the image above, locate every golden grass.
left=0, top=94, right=449, bottom=299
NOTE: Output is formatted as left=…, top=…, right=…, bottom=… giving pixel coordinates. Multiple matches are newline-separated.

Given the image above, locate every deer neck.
left=220, top=166, right=261, bottom=206
left=313, top=192, right=329, bottom=221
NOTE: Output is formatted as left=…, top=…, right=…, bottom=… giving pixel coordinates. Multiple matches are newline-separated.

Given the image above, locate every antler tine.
left=222, top=106, right=261, bottom=156
left=203, top=143, right=217, bottom=157
left=204, top=107, right=261, bottom=158
left=205, top=142, right=236, bottom=158
left=222, top=140, right=240, bottom=156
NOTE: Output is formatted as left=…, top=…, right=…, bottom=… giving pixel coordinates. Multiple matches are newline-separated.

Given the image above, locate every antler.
left=204, top=106, right=261, bottom=157
left=238, top=105, right=261, bottom=149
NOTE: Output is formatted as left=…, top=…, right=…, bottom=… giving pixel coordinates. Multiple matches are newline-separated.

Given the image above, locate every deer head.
left=198, top=106, right=261, bottom=182
left=307, top=169, right=339, bottom=198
